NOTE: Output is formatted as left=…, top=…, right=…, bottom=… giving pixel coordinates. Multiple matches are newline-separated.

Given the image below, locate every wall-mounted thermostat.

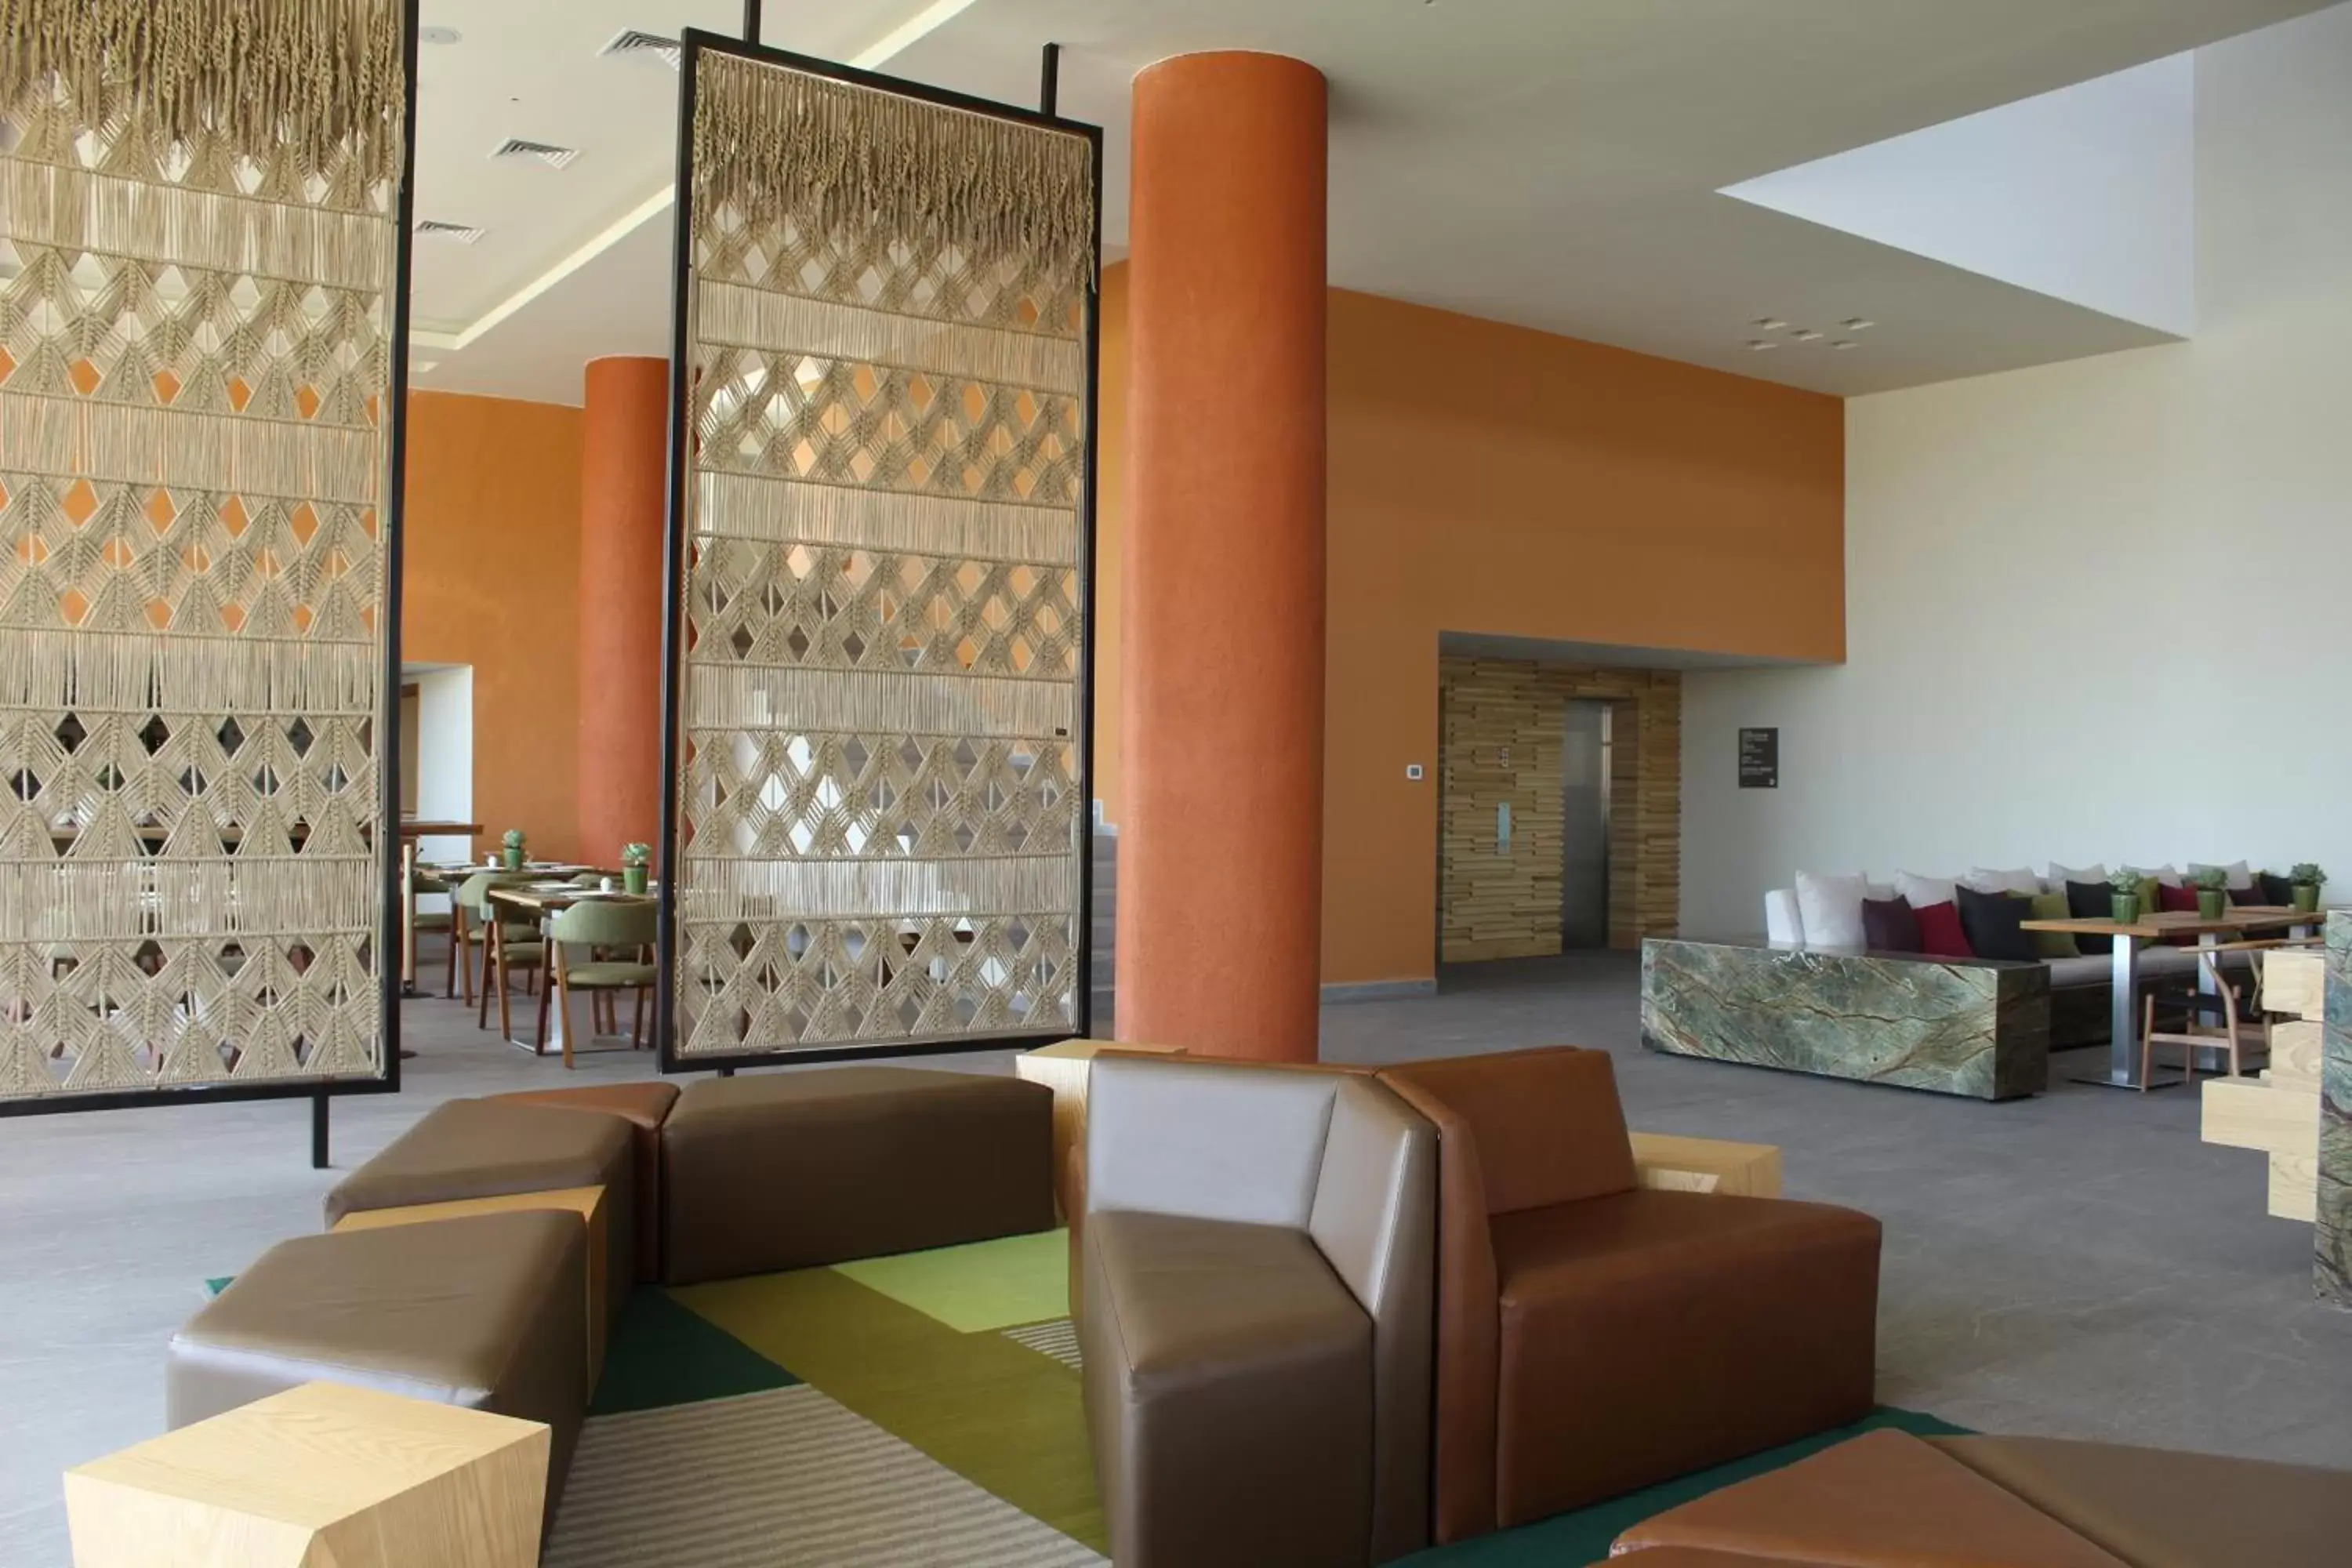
left=1405, top=763, right=1425, bottom=781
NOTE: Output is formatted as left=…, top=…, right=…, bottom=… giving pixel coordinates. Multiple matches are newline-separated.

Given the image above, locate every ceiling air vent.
left=492, top=137, right=580, bottom=169
left=601, top=29, right=681, bottom=69
left=415, top=220, right=485, bottom=244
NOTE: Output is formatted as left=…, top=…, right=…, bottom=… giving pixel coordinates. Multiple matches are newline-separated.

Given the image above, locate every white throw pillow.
left=2188, top=860, right=2255, bottom=891
left=1966, top=866, right=2042, bottom=897
left=1893, top=872, right=1958, bottom=909
left=2049, top=862, right=2107, bottom=889
left=1794, top=871, right=1869, bottom=949
left=2129, top=864, right=2183, bottom=887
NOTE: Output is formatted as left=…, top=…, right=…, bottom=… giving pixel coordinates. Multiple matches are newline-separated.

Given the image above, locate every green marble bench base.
left=1642, top=938, right=2050, bottom=1102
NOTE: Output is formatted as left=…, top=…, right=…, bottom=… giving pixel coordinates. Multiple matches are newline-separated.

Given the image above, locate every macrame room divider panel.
left=0, top=0, right=408, bottom=1104
left=663, top=40, right=1098, bottom=1065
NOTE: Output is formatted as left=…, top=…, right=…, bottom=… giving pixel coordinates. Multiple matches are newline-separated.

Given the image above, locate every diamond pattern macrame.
left=674, top=53, right=1095, bottom=1059
left=0, top=9, right=399, bottom=1102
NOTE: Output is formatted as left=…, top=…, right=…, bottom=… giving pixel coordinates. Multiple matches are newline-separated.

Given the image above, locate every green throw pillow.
left=2026, top=891, right=2078, bottom=957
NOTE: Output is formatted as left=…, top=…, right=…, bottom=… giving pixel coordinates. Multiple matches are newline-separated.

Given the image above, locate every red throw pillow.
left=1915, top=901, right=1974, bottom=958
left=2158, top=880, right=2201, bottom=943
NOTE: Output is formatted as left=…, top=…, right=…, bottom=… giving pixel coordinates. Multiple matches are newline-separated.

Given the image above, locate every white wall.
left=1682, top=4, right=2352, bottom=935
left=412, top=666, right=475, bottom=878
left=1723, top=51, right=2197, bottom=336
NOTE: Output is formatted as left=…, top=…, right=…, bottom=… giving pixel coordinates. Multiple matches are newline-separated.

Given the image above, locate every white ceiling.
left=409, top=0, right=2336, bottom=405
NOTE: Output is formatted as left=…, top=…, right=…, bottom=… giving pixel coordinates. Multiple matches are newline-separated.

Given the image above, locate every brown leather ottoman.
left=660, top=1066, right=1054, bottom=1285
left=486, top=1081, right=679, bottom=1280
left=325, top=1097, right=637, bottom=1328
left=169, top=1211, right=588, bottom=1523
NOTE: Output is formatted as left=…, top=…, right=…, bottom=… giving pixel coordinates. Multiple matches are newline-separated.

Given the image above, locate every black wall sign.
left=1738, top=727, right=1779, bottom=789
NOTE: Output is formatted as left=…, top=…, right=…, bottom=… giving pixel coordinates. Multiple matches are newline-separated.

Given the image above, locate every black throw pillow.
left=2259, top=872, right=2296, bottom=906
left=1957, top=884, right=2040, bottom=963
left=2064, top=880, right=2114, bottom=953
left=1861, top=895, right=1922, bottom=953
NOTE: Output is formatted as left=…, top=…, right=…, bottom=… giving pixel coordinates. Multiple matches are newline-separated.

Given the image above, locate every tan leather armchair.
left=1378, top=1047, right=1881, bottom=1544
left=1078, top=1056, right=1437, bottom=1567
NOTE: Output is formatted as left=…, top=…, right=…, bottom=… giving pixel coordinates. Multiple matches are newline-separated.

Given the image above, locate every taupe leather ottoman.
left=169, top=1211, right=588, bottom=1522
left=487, top=1081, right=680, bottom=1281
left=661, top=1066, right=1054, bottom=1284
left=325, top=1096, right=637, bottom=1327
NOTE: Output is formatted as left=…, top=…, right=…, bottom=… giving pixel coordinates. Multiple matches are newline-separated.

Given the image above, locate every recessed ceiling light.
left=1744, top=339, right=1777, bottom=351
left=419, top=26, right=462, bottom=46
left=1841, top=318, right=1875, bottom=331
left=1791, top=329, right=1822, bottom=342
left=1752, top=317, right=1787, bottom=331
left=1831, top=340, right=1860, bottom=350
left=416, top=219, right=485, bottom=243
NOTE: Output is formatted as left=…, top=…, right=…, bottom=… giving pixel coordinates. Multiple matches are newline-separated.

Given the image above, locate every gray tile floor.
left=4, top=949, right=2347, bottom=1564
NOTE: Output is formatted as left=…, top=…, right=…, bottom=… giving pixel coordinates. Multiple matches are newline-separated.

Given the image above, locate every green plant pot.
left=502, top=848, right=523, bottom=869
left=2293, top=884, right=2320, bottom=913
left=623, top=866, right=649, bottom=896
left=2110, top=893, right=2140, bottom=923
left=2196, top=889, right=2225, bottom=920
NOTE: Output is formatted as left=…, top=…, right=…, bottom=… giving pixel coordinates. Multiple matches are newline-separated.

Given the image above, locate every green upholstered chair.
left=546, top=898, right=659, bottom=1069
left=454, top=871, right=546, bottom=1044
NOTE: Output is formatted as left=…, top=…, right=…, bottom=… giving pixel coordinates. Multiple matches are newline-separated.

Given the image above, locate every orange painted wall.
left=401, top=390, right=587, bottom=863
left=1091, top=270, right=1843, bottom=985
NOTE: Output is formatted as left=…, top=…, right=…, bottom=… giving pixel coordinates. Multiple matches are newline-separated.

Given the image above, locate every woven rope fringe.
left=0, top=160, right=390, bottom=291
left=678, top=858, right=1079, bottom=918
left=694, top=53, right=1094, bottom=290
left=683, top=669, right=1071, bottom=739
left=696, top=473, right=1076, bottom=564
left=0, top=0, right=405, bottom=191
left=695, top=280, right=1084, bottom=391
left=0, top=633, right=379, bottom=716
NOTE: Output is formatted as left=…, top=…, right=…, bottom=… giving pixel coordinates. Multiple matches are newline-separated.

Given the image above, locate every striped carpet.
left=544, top=1385, right=1105, bottom=1568
left=1002, top=1318, right=1082, bottom=1369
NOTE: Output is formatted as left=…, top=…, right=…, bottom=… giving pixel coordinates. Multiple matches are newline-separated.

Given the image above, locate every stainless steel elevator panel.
left=1561, top=700, right=1612, bottom=949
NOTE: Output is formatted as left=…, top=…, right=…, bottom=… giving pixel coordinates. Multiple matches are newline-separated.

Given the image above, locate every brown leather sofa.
left=1377, top=1047, right=1881, bottom=1543
left=1079, top=1055, right=1437, bottom=1567
left=1606, top=1425, right=2352, bottom=1568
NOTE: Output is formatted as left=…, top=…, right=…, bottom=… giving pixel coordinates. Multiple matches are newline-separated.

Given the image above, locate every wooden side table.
left=1017, top=1038, right=1188, bottom=1221
left=64, top=1381, right=546, bottom=1568
left=332, top=1186, right=608, bottom=1377
left=1629, top=1131, right=1784, bottom=1198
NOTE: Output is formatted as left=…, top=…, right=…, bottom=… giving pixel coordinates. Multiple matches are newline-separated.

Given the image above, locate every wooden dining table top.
left=2019, top=906, right=2327, bottom=941
left=486, top=881, right=655, bottom=913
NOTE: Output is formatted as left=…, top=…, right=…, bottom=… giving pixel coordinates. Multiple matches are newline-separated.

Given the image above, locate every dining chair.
left=408, top=864, right=456, bottom=997
left=2139, top=949, right=2266, bottom=1091
left=543, top=898, right=659, bottom=1069
left=454, top=872, right=545, bottom=1043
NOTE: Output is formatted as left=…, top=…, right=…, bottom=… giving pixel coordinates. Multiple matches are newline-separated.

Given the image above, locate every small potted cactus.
left=502, top=827, right=527, bottom=870
left=2291, top=862, right=2325, bottom=913
left=622, top=841, right=652, bottom=895
left=2107, top=866, right=2142, bottom=924
left=2190, top=864, right=2228, bottom=920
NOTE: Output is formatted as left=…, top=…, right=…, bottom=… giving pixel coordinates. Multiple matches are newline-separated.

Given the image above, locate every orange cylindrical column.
left=576, top=356, right=668, bottom=866
left=1117, top=53, right=1328, bottom=1062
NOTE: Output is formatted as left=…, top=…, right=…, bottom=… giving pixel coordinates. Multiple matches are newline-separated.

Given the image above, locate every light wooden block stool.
left=333, top=1185, right=608, bottom=1375
left=1017, top=1039, right=1187, bottom=1221
left=65, top=1381, right=547, bottom=1568
left=1629, top=1131, right=1784, bottom=1197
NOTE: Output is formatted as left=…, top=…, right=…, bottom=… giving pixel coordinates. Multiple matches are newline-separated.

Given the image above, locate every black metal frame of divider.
left=653, top=29, right=1102, bottom=1074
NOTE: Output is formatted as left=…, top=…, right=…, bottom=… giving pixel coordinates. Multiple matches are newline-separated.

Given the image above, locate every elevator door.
left=1561, top=700, right=1612, bottom=949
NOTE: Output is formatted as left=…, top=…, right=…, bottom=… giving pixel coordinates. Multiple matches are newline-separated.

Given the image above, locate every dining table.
left=2017, top=905, right=2326, bottom=1088
left=484, top=879, right=656, bottom=1054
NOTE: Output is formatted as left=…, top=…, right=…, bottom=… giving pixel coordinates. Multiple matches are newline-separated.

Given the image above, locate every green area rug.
left=542, top=1230, right=1958, bottom=1566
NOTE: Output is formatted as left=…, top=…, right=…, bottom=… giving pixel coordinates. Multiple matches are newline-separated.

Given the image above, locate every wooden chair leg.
left=477, top=927, right=495, bottom=1030
left=536, top=953, right=554, bottom=1054
left=557, top=971, right=576, bottom=1071
left=632, top=985, right=646, bottom=1047
left=495, top=938, right=516, bottom=1044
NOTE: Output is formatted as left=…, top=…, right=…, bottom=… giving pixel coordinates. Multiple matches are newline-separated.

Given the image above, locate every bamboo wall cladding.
left=673, top=49, right=1096, bottom=1058
left=1439, top=658, right=1680, bottom=963
left=0, top=0, right=404, bottom=1099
